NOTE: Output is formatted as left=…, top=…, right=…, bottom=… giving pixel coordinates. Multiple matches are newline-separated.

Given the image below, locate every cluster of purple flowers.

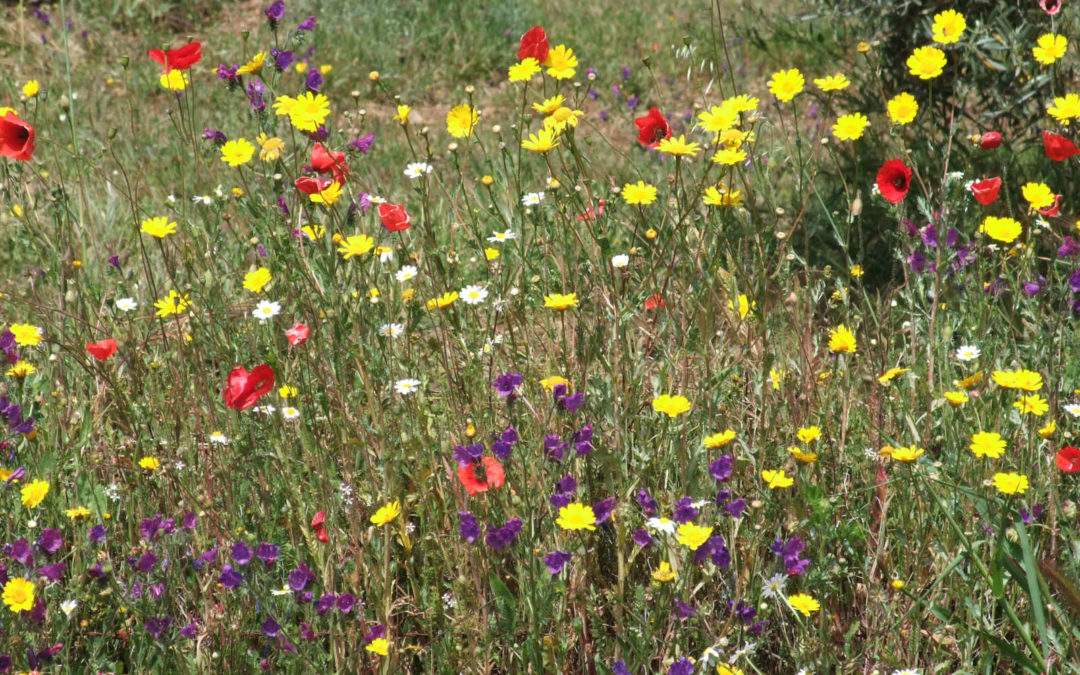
left=770, top=536, right=810, bottom=576
left=0, top=393, right=35, bottom=437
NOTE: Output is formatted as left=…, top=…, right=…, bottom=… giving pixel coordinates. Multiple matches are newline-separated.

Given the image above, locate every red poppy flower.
left=517, top=26, right=550, bottom=63
left=876, top=159, right=911, bottom=204
left=576, top=199, right=606, bottom=221
left=457, top=457, right=505, bottom=496
left=294, top=176, right=331, bottom=195
left=978, top=131, right=1002, bottom=150
left=0, top=112, right=35, bottom=161
left=310, top=143, right=349, bottom=184
left=222, top=364, right=275, bottom=411
left=86, top=338, right=118, bottom=361
left=1057, top=445, right=1080, bottom=473
left=378, top=203, right=411, bottom=232
left=644, top=294, right=664, bottom=311
left=286, top=322, right=310, bottom=346
left=311, top=511, right=329, bottom=543
left=1038, top=194, right=1063, bottom=217
left=970, top=177, right=1001, bottom=205
left=1043, top=130, right=1080, bottom=161
left=634, top=108, right=672, bottom=147
left=148, top=41, right=202, bottom=73
left=1040, top=0, right=1061, bottom=15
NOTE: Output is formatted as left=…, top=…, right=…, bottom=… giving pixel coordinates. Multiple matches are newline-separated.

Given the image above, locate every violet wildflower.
left=556, top=475, right=577, bottom=494
left=725, top=498, right=747, bottom=518
left=672, top=598, right=695, bottom=620
left=135, top=551, right=158, bottom=574
left=492, top=440, right=513, bottom=460
left=180, top=622, right=198, bottom=639
left=182, top=512, right=198, bottom=529
left=1023, top=277, right=1045, bottom=297
left=36, top=529, right=62, bottom=554
left=921, top=224, right=938, bottom=248
left=544, top=434, right=568, bottom=462
left=247, top=78, right=266, bottom=112
left=265, top=0, right=285, bottom=28
left=908, top=251, right=926, bottom=273
left=636, top=489, right=658, bottom=516
left=0, top=331, right=18, bottom=363
left=669, top=657, right=695, bottom=675
left=256, top=542, right=279, bottom=566
left=219, top=565, right=244, bottom=589
left=772, top=537, right=810, bottom=575
left=622, top=66, right=631, bottom=79
left=544, top=550, right=571, bottom=575
left=261, top=616, right=281, bottom=638
left=203, top=128, right=227, bottom=145
left=216, top=64, right=239, bottom=82
left=549, top=493, right=572, bottom=509
left=632, top=528, right=653, bottom=547
left=1020, top=504, right=1045, bottom=524
left=613, top=661, right=630, bottom=675
left=140, top=515, right=164, bottom=541
left=453, top=443, right=484, bottom=468
left=945, top=227, right=960, bottom=248
left=349, top=133, right=376, bottom=154
left=6, top=539, right=33, bottom=566
left=573, top=423, right=593, bottom=456
left=492, top=372, right=523, bottom=398
left=39, top=562, right=66, bottom=582
left=89, top=524, right=106, bottom=543
left=305, top=69, right=323, bottom=92
left=231, top=542, right=253, bottom=566
left=316, top=593, right=336, bottom=615
left=145, top=617, right=174, bottom=640
left=459, top=511, right=480, bottom=543
left=748, top=619, right=768, bottom=635
left=300, top=622, right=315, bottom=641
left=288, top=563, right=315, bottom=591
left=672, top=497, right=697, bottom=524
left=298, top=15, right=316, bottom=31
left=561, top=391, right=585, bottom=413
left=362, top=624, right=386, bottom=644
left=484, top=517, right=523, bottom=550
left=626, top=95, right=640, bottom=109
left=593, top=497, right=617, bottom=524
left=1060, top=236, right=1080, bottom=258
left=271, top=48, right=295, bottom=71
left=337, top=593, right=356, bottom=613
left=710, top=455, right=734, bottom=481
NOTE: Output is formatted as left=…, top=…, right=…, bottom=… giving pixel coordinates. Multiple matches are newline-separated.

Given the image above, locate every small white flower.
left=956, top=345, right=980, bottom=361
left=460, top=284, right=488, bottom=305
left=945, top=171, right=964, bottom=184
left=60, top=600, right=78, bottom=617
left=193, top=195, right=212, bottom=205
left=761, top=572, right=787, bottom=600
left=166, top=194, right=177, bottom=204
left=379, top=323, right=404, bottom=338
left=104, top=483, right=121, bottom=502
left=442, top=591, right=457, bottom=609
left=209, top=431, right=228, bottom=444
left=368, top=194, right=386, bottom=204
left=611, top=254, right=629, bottom=268
left=253, top=404, right=277, bottom=415
left=378, top=248, right=394, bottom=263
left=1064, top=404, right=1080, bottom=418
left=862, top=447, right=880, bottom=460
left=396, top=265, right=418, bottom=282
left=405, top=521, right=416, bottom=534
left=395, top=378, right=421, bottom=395
left=493, top=297, right=510, bottom=312
left=282, top=406, right=300, bottom=420
left=487, top=229, right=516, bottom=243
left=521, top=191, right=545, bottom=206
left=645, top=517, right=676, bottom=535
left=271, top=584, right=292, bottom=596
left=404, top=162, right=433, bottom=179
left=252, top=300, right=281, bottom=322
left=175, top=460, right=186, bottom=472
left=729, top=641, right=757, bottom=663
left=214, top=185, right=225, bottom=198
left=116, top=297, right=138, bottom=312
left=891, top=670, right=920, bottom=675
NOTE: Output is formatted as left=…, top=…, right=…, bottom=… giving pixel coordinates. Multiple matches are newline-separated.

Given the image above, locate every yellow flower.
left=675, top=523, right=713, bottom=550
left=447, top=104, right=479, bottom=138
left=796, top=426, right=821, bottom=443
left=425, top=291, right=458, bottom=309
left=1048, top=93, right=1080, bottom=125
left=236, top=51, right=266, bottom=75
left=723, top=94, right=759, bottom=113
left=907, top=46, right=947, bottom=80
left=9, top=324, right=42, bottom=347
left=256, top=133, right=285, bottom=162
left=887, top=92, right=918, bottom=125
left=712, top=148, right=747, bottom=166
left=283, top=92, right=330, bottom=132
left=370, top=500, right=401, bottom=526
left=139, top=456, right=161, bottom=471
left=66, top=506, right=92, bottom=520
left=522, top=128, right=559, bottom=153
left=767, top=68, right=804, bottom=102
left=243, top=268, right=272, bottom=293
left=703, top=184, right=743, bottom=207
left=1034, top=34, right=1068, bottom=66
left=832, top=113, right=869, bottom=141
left=141, top=216, right=177, bottom=239
left=22, top=80, right=40, bottom=98
left=889, top=445, right=924, bottom=462
left=366, top=637, right=390, bottom=656
left=509, top=58, right=541, bottom=82
left=543, top=292, right=578, bottom=311
left=622, top=181, right=658, bottom=205
left=1038, top=420, right=1057, bottom=438
left=704, top=430, right=736, bottom=448
left=393, top=104, right=412, bottom=124
left=319, top=64, right=333, bottom=75
left=970, top=431, right=1006, bottom=459
left=828, top=324, right=857, bottom=353
left=557, top=503, right=597, bottom=531
left=540, top=376, right=571, bottom=392
left=652, top=561, right=677, bottom=582
left=20, top=479, right=49, bottom=508
left=279, top=385, right=297, bottom=399
left=485, top=248, right=500, bottom=260
left=761, top=469, right=794, bottom=489
left=532, top=95, right=565, bottom=115
left=295, top=62, right=308, bottom=73
left=787, top=593, right=820, bottom=616
left=955, top=371, right=983, bottom=390
left=931, top=10, right=966, bottom=44
left=652, top=394, right=692, bottom=418
left=159, top=70, right=189, bottom=91
left=1021, top=182, right=1055, bottom=211
left=992, top=472, right=1029, bottom=495
left=544, top=45, right=577, bottom=79
left=878, top=367, right=910, bottom=385
left=657, top=135, right=701, bottom=157
left=716, top=666, right=745, bottom=675
left=718, top=128, right=751, bottom=150
left=1014, top=394, right=1049, bottom=417
left=6, top=361, right=35, bottom=379
left=3, top=578, right=35, bottom=613
left=788, top=446, right=818, bottom=463
left=698, top=106, right=739, bottom=133
left=337, top=235, right=375, bottom=259
left=220, top=139, right=255, bottom=167
left=154, top=290, right=191, bottom=317
left=814, top=73, right=850, bottom=91
left=543, top=107, right=584, bottom=133
left=992, top=369, right=1043, bottom=391
left=770, top=369, right=786, bottom=390
left=310, top=181, right=343, bottom=206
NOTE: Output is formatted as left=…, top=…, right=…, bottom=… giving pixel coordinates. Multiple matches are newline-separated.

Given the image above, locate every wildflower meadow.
left=4, top=0, right=1080, bottom=672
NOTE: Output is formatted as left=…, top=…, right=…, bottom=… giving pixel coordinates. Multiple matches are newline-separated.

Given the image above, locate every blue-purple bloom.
left=220, top=565, right=244, bottom=589
left=709, top=455, right=734, bottom=481
left=492, top=372, right=523, bottom=398
left=632, top=528, right=653, bottom=547
left=458, top=511, right=480, bottom=543
left=145, top=616, right=174, bottom=640
left=672, top=497, right=697, bottom=524
left=231, top=542, right=253, bottom=566
left=349, top=133, right=376, bottom=154
left=297, top=15, right=316, bottom=31
left=265, top=0, right=285, bottom=28
left=261, top=617, right=281, bottom=638
left=256, top=542, right=279, bottom=566
left=669, top=657, right=694, bottom=675
left=484, top=517, right=523, bottom=550
left=636, top=489, right=658, bottom=516
left=544, top=550, right=571, bottom=575
left=271, top=48, right=295, bottom=71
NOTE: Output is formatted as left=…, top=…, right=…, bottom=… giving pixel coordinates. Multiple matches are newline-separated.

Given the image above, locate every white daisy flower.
left=460, top=284, right=488, bottom=305
left=209, top=431, right=228, bottom=444
left=487, top=230, right=516, bottom=243
left=1064, top=403, right=1080, bottom=418
left=60, top=600, right=78, bottom=617
left=404, top=162, right=433, bottom=179
left=252, top=300, right=281, bottom=322
left=396, top=265, right=418, bottom=282
left=611, top=254, right=630, bottom=268
left=521, top=192, right=545, bottom=206
left=368, top=194, right=386, bottom=204
left=115, top=297, right=138, bottom=312
left=379, top=323, right=404, bottom=338
left=645, top=517, right=676, bottom=535
left=761, top=573, right=787, bottom=600
left=395, top=378, right=421, bottom=395
left=253, top=404, right=277, bottom=415
left=193, top=195, right=212, bottom=205
left=378, top=247, right=394, bottom=263
left=956, top=345, right=980, bottom=361
left=282, top=407, right=300, bottom=419
left=271, top=584, right=292, bottom=596
left=166, top=194, right=177, bottom=204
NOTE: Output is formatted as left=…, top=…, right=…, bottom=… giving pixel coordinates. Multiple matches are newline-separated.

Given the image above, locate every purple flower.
left=316, top=593, right=336, bottom=615
left=288, top=563, right=315, bottom=591
left=669, top=657, right=695, bottom=675
left=636, top=489, right=658, bottom=516
left=89, top=524, right=106, bottom=544
left=632, top=528, right=653, bottom=547
left=573, top=423, right=593, bottom=456
left=198, top=546, right=219, bottom=566
left=1021, top=504, right=1045, bottom=524
left=544, top=550, right=571, bottom=575
left=1070, top=269, right=1080, bottom=294
left=305, top=69, right=323, bottom=92
left=180, top=622, right=198, bottom=639
left=271, top=48, right=295, bottom=71
left=672, top=497, right=697, bottom=524
left=492, top=372, right=523, bottom=398
left=362, top=624, right=386, bottom=644
left=36, top=529, right=62, bottom=554
left=921, top=224, right=938, bottom=248
left=561, top=391, right=585, bottom=413
left=626, top=95, right=640, bottom=109
left=492, top=440, right=513, bottom=460
left=337, top=593, right=356, bottom=613
left=247, top=78, right=266, bottom=112
left=231, top=542, right=253, bottom=566
left=556, top=475, right=577, bottom=494
left=502, top=427, right=519, bottom=444
left=613, top=661, right=630, bottom=675
left=622, top=66, right=631, bottom=80
left=182, top=512, right=198, bottom=530
left=459, top=511, right=480, bottom=543
left=349, top=133, right=376, bottom=154
left=256, top=542, right=279, bottom=566
left=38, top=562, right=66, bottom=582
left=202, top=127, right=227, bottom=144
left=549, top=493, right=572, bottom=509
left=297, top=15, right=316, bottom=31
left=140, top=515, right=165, bottom=541
left=453, top=443, right=484, bottom=468
left=135, top=551, right=158, bottom=574
left=1060, top=236, right=1080, bottom=258
left=219, top=565, right=244, bottom=589
left=732, top=600, right=757, bottom=623
left=693, top=535, right=730, bottom=568
left=945, top=227, right=960, bottom=248
left=145, top=616, right=174, bottom=640
left=772, top=537, right=810, bottom=575
left=908, top=250, right=926, bottom=273
left=215, top=64, right=239, bottom=82
left=300, top=622, right=315, bottom=641
left=265, top=0, right=285, bottom=27
left=261, top=616, right=281, bottom=637
left=672, top=598, right=695, bottom=620
left=544, top=434, right=568, bottom=462
left=725, top=498, right=747, bottom=518
left=1023, top=276, right=1045, bottom=297
left=88, top=562, right=107, bottom=579
left=709, top=455, right=734, bottom=481
left=484, top=517, right=523, bottom=550
left=748, top=619, right=768, bottom=635
left=592, top=497, right=616, bottom=524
